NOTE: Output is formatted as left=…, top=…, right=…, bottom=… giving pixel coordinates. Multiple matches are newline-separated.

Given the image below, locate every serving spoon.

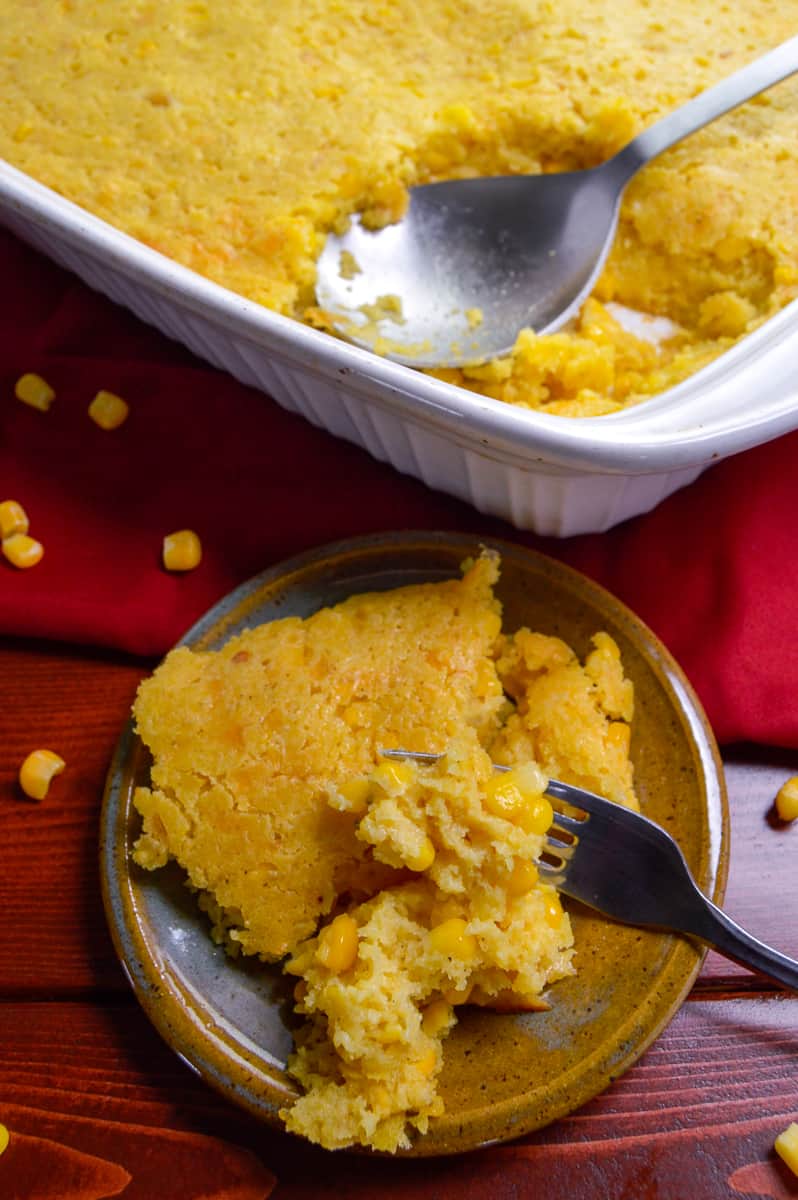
left=381, top=750, right=798, bottom=991
left=315, top=36, right=798, bottom=369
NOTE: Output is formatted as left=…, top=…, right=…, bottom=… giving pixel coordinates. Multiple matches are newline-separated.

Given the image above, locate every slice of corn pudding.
left=131, top=552, right=637, bottom=1150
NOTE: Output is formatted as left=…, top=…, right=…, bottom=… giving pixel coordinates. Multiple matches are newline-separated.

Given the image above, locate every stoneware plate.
left=99, top=531, right=729, bottom=1156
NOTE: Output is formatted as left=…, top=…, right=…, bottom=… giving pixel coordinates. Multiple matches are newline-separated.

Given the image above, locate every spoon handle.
left=613, top=35, right=798, bottom=181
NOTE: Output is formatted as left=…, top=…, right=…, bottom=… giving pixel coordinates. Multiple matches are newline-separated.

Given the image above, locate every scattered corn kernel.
left=2, top=533, right=44, bottom=569
left=19, top=749, right=65, bottom=801
left=293, top=980, right=308, bottom=1004
left=88, top=389, right=129, bottom=430
left=421, top=999, right=452, bottom=1037
left=15, top=372, right=55, bottom=411
left=406, top=835, right=436, bottom=872
left=372, top=760, right=414, bottom=793
left=775, top=1122, right=798, bottom=1177
left=428, top=917, right=477, bottom=961
left=506, top=857, right=540, bottom=897
left=162, top=529, right=202, bottom=572
left=775, top=777, right=798, bottom=822
left=316, top=913, right=359, bottom=972
left=0, top=499, right=29, bottom=539
left=0, top=1123, right=8, bottom=1157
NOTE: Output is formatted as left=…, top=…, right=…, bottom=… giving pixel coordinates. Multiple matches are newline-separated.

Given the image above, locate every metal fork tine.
left=543, top=841, right=575, bottom=862
left=545, top=806, right=585, bottom=834
left=537, top=861, right=567, bottom=887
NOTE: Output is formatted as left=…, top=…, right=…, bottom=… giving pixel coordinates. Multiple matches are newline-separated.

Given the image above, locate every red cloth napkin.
left=2, top=228, right=797, bottom=748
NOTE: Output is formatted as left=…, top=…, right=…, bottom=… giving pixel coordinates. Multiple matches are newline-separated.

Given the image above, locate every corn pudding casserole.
left=2, top=2, right=796, bottom=416
left=131, top=553, right=638, bottom=1150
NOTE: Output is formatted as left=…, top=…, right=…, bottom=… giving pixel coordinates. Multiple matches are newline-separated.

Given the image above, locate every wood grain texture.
left=703, top=750, right=798, bottom=984
left=2, top=640, right=798, bottom=1199
left=0, top=1130, right=130, bottom=1200
left=0, top=644, right=149, bottom=993
left=0, top=999, right=796, bottom=1198
left=1, top=645, right=797, bottom=995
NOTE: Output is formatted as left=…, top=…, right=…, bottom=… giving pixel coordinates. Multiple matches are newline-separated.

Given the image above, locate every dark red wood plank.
left=1, top=641, right=797, bottom=995
left=0, top=644, right=149, bottom=993
left=0, top=998, right=796, bottom=1199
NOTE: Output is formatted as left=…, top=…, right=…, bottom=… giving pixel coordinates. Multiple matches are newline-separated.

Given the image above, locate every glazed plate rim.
left=99, top=530, right=729, bottom=1156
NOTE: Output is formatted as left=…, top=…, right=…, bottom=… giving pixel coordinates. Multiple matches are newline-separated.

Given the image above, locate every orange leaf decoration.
left=1, top=1106, right=276, bottom=1200
left=0, top=1128, right=130, bottom=1200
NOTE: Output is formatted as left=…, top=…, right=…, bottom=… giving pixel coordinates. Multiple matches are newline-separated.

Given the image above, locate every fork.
left=380, top=751, right=798, bottom=991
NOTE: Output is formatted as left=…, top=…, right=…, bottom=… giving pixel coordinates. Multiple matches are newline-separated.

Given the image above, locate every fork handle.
left=685, top=890, right=798, bottom=992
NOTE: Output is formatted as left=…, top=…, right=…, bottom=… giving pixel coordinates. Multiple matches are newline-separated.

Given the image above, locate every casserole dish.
left=3, top=160, right=797, bottom=536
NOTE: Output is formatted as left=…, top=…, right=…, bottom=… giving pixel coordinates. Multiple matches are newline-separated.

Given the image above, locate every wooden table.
left=1, top=638, right=797, bottom=1200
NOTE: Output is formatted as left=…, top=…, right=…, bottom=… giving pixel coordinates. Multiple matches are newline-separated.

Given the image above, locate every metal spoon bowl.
left=315, top=36, right=798, bottom=369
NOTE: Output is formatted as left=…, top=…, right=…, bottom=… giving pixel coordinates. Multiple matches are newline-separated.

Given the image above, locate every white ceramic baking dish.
left=3, top=159, right=797, bottom=536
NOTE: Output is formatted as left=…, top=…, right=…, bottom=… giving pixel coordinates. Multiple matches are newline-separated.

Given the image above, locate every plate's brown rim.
left=99, top=530, right=729, bottom=1156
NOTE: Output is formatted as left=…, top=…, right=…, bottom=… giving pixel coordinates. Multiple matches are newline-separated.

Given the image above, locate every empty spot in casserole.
left=1, top=1, right=795, bottom=416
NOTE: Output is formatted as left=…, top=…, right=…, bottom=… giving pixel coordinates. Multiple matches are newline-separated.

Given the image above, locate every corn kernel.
left=88, top=389, right=129, bottom=430
left=163, top=529, right=202, bottom=572
left=775, top=1122, right=798, bottom=1177
left=341, top=702, right=369, bottom=728
left=608, top=721, right=631, bottom=753
left=406, top=835, right=436, bottom=872
left=429, top=917, right=477, bottom=961
left=293, top=980, right=308, bottom=1004
left=518, top=794, right=554, bottom=836
left=474, top=659, right=501, bottom=695
left=415, top=1048, right=438, bottom=1076
left=336, top=777, right=372, bottom=814
left=316, top=913, right=359, bottom=972
left=775, top=777, right=798, bottom=822
left=421, top=999, right=452, bottom=1036
left=509, top=761, right=549, bottom=796
left=542, top=889, right=563, bottom=929
left=19, top=749, right=65, bottom=801
left=483, top=775, right=526, bottom=820
left=0, top=1124, right=8, bottom=1157
left=372, top=760, right=414, bottom=793
left=2, top=533, right=44, bottom=569
left=0, top=500, right=29, bottom=539
left=15, top=372, right=55, bottom=411
left=484, top=766, right=553, bottom=834
left=506, top=858, right=539, bottom=897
